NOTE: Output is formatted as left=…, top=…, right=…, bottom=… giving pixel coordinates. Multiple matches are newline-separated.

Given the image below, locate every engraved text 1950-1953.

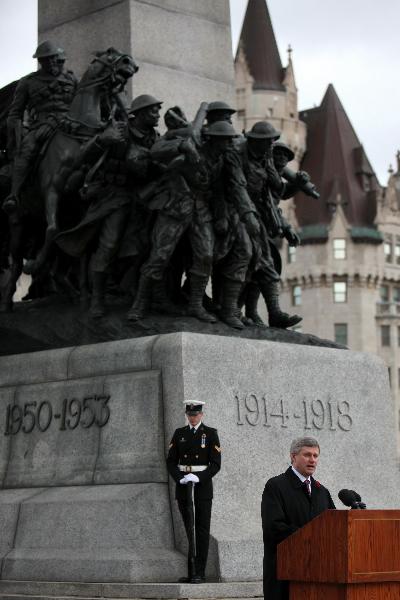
left=3, top=394, right=111, bottom=436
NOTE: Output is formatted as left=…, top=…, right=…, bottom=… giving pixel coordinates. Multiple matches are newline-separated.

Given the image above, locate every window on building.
left=380, top=285, right=390, bottom=302
left=395, top=242, right=400, bottom=265
left=388, top=367, right=391, bottom=387
left=334, top=323, right=348, bottom=346
left=393, top=287, right=400, bottom=303
left=287, top=245, right=296, bottom=264
left=381, top=325, right=391, bottom=346
left=397, top=326, right=400, bottom=346
left=384, top=237, right=393, bottom=263
left=333, top=238, right=346, bottom=259
left=268, top=108, right=273, bottom=117
left=292, top=285, right=302, bottom=306
left=333, top=281, right=347, bottom=303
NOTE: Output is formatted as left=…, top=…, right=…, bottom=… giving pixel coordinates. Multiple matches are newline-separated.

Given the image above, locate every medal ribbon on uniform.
left=201, top=433, right=206, bottom=448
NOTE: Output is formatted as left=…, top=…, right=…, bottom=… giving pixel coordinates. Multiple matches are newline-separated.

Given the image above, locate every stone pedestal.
left=0, top=333, right=399, bottom=585
left=38, top=0, right=236, bottom=120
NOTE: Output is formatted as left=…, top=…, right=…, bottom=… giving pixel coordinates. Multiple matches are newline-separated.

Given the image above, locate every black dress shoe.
left=190, top=574, right=205, bottom=584
left=178, top=576, right=190, bottom=583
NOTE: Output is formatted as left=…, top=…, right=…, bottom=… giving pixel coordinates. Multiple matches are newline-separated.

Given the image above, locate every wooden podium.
left=277, top=510, right=400, bottom=600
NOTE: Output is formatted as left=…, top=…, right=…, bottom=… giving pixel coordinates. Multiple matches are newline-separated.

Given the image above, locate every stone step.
left=0, top=581, right=263, bottom=600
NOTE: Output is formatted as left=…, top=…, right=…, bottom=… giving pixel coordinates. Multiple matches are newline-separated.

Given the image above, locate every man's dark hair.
left=290, top=436, right=320, bottom=457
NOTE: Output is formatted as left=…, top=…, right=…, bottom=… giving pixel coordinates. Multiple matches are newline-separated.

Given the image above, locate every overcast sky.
left=1, top=0, right=399, bottom=185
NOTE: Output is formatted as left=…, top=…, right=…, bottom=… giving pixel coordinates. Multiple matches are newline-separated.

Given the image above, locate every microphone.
left=338, top=489, right=367, bottom=509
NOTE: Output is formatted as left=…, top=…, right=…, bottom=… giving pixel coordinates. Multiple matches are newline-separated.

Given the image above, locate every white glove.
left=185, top=473, right=200, bottom=483
left=179, top=477, right=188, bottom=484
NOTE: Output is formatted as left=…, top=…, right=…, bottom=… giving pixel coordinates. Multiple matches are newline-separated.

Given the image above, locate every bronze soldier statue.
left=4, top=41, right=77, bottom=215
left=211, top=141, right=260, bottom=329
left=127, top=119, right=256, bottom=325
left=56, top=94, right=163, bottom=317
left=242, top=141, right=308, bottom=326
left=127, top=119, right=238, bottom=323
left=238, top=122, right=302, bottom=329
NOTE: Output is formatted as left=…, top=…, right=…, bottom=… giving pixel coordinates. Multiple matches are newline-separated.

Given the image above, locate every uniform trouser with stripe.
left=177, top=497, right=212, bottom=577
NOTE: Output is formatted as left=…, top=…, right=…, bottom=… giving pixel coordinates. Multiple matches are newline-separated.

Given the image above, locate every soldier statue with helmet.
left=4, top=41, right=78, bottom=215
left=127, top=119, right=256, bottom=325
left=237, top=121, right=302, bottom=329
left=56, top=94, right=163, bottom=317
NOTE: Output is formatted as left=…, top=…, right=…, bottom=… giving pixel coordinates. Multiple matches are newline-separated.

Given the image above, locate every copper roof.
left=236, top=0, right=285, bottom=91
left=295, top=84, right=380, bottom=228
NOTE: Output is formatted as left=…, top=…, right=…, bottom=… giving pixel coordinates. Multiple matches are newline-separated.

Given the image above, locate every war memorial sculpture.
left=0, top=41, right=315, bottom=334
left=0, top=0, right=399, bottom=595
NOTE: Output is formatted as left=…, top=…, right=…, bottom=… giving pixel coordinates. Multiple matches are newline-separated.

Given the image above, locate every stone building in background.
left=235, top=0, right=400, bottom=450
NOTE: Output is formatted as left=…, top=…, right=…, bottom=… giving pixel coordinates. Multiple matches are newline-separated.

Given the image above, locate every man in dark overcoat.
left=167, top=401, right=221, bottom=583
left=261, top=436, right=335, bottom=600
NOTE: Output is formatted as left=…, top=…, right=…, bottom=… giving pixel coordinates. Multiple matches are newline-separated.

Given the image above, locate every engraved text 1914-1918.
left=235, top=392, right=352, bottom=432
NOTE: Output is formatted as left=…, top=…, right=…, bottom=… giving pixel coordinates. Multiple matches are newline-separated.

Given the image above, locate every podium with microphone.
left=277, top=495, right=400, bottom=599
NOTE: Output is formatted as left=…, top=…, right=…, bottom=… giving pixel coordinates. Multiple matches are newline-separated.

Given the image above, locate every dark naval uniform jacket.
left=261, top=467, right=335, bottom=600
left=166, top=423, right=221, bottom=500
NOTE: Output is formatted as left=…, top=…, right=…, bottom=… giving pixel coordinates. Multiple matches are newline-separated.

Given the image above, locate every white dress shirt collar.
left=189, top=421, right=202, bottom=432
left=291, top=465, right=310, bottom=484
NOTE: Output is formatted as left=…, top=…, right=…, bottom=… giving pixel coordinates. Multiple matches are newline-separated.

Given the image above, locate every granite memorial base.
left=0, top=332, right=398, bottom=589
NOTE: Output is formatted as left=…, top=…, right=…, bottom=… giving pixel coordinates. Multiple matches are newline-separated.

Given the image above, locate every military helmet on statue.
left=204, top=121, right=239, bottom=138
left=33, top=40, right=63, bottom=59
left=245, top=121, right=281, bottom=140
left=206, top=101, right=236, bottom=115
left=128, top=94, right=163, bottom=117
left=273, top=141, right=295, bottom=161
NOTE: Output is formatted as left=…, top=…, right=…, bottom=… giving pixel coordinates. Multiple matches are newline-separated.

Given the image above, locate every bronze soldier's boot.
left=219, top=279, right=244, bottom=330
left=245, top=282, right=265, bottom=327
left=259, top=280, right=302, bottom=329
left=187, top=275, right=217, bottom=323
left=127, top=275, right=152, bottom=321
left=152, top=279, right=185, bottom=316
left=89, top=272, right=107, bottom=318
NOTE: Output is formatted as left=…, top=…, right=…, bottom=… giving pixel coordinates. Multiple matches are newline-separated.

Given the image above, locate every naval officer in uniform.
left=166, top=401, right=221, bottom=583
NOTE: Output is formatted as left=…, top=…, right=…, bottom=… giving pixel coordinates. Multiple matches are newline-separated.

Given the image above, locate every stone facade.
left=38, top=0, right=236, bottom=122
left=0, top=334, right=398, bottom=583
